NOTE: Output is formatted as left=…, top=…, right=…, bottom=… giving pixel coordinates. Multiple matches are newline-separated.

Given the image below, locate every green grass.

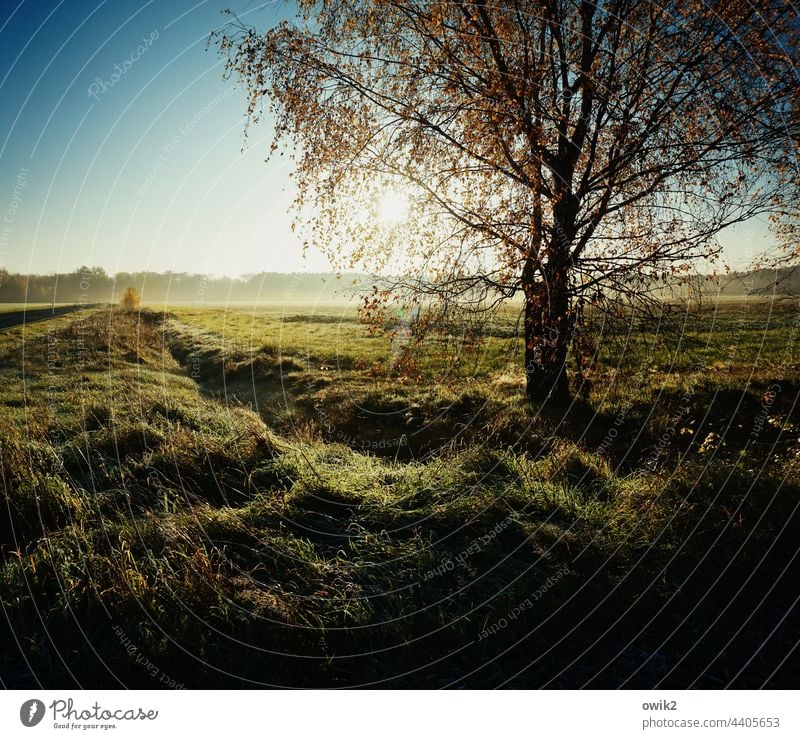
left=163, top=299, right=799, bottom=464
left=1, top=301, right=799, bottom=688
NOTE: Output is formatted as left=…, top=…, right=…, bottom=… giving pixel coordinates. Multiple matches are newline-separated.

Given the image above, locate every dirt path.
left=0, top=304, right=100, bottom=331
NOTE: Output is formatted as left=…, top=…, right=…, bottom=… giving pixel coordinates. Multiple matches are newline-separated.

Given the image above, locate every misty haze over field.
left=1, top=267, right=797, bottom=306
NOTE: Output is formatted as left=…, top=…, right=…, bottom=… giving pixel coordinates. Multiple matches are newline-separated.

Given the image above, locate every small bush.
left=120, top=287, right=141, bottom=309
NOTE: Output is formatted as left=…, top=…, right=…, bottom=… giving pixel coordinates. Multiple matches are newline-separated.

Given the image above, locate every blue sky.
left=0, top=0, right=335, bottom=277
left=0, top=0, right=774, bottom=277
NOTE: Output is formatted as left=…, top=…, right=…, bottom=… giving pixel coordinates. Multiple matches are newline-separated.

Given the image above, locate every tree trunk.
left=524, top=259, right=571, bottom=404
left=522, top=187, right=578, bottom=404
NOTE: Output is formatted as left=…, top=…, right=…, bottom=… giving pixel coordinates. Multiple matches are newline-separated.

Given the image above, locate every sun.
left=378, top=189, right=409, bottom=224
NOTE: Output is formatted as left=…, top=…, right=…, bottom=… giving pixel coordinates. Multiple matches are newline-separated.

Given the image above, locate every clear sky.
left=0, top=0, right=774, bottom=278
left=0, top=0, right=336, bottom=277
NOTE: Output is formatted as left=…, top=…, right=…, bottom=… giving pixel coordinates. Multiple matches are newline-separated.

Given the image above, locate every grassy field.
left=1, top=298, right=798, bottom=688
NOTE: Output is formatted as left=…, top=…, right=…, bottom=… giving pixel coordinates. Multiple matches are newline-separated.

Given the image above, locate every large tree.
left=216, top=0, right=799, bottom=402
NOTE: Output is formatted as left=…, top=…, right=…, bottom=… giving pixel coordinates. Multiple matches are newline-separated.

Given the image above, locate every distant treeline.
left=679, top=267, right=800, bottom=296
left=0, top=265, right=796, bottom=305
left=0, top=267, right=370, bottom=304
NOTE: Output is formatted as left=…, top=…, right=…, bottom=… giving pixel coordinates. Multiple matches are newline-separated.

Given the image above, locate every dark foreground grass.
left=1, top=306, right=799, bottom=688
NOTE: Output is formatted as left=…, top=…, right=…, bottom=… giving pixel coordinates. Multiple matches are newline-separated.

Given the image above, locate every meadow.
left=0, top=296, right=798, bottom=688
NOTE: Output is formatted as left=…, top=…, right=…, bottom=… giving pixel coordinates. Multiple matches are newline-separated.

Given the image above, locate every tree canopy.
left=217, top=0, right=800, bottom=401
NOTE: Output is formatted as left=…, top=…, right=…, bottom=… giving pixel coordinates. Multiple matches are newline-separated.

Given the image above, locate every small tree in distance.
left=120, top=287, right=141, bottom=310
